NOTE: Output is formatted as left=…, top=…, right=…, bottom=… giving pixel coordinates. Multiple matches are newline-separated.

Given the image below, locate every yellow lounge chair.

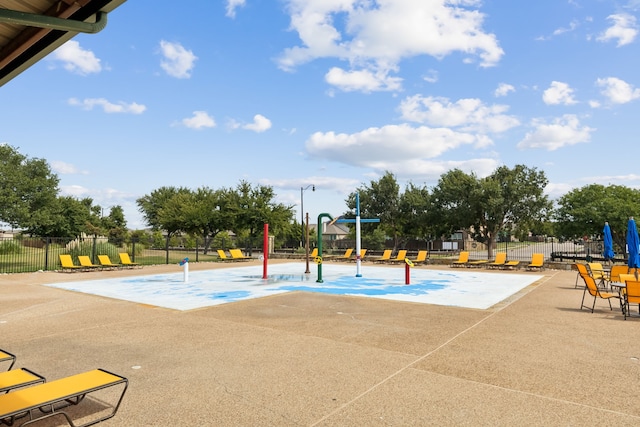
left=389, top=249, right=408, bottom=264
left=217, top=250, right=235, bottom=261
left=411, top=250, right=428, bottom=265
left=98, top=255, right=122, bottom=269
left=487, top=253, right=507, bottom=269
left=59, top=254, right=83, bottom=272
left=0, top=368, right=45, bottom=393
left=526, top=253, right=544, bottom=271
left=119, top=252, right=141, bottom=268
left=350, top=249, right=367, bottom=262
left=450, top=251, right=469, bottom=267
left=326, top=248, right=353, bottom=262
left=623, top=280, right=640, bottom=320
left=587, top=262, right=609, bottom=287
left=0, top=368, right=128, bottom=427
left=501, top=260, right=520, bottom=270
left=372, top=249, right=392, bottom=263
left=608, top=265, right=630, bottom=286
left=229, top=249, right=251, bottom=261
left=579, top=274, right=619, bottom=313
left=305, top=248, right=318, bottom=259
left=467, top=257, right=489, bottom=268
left=0, top=349, right=16, bottom=371
left=78, top=255, right=101, bottom=270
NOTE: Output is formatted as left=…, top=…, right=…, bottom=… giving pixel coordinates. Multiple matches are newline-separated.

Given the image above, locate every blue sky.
left=2, top=0, right=640, bottom=229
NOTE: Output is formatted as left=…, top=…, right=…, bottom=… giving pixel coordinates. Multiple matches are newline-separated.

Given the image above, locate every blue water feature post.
left=316, top=213, right=333, bottom=283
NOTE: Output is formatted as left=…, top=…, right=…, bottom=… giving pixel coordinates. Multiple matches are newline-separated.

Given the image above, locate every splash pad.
left=44, top=263, right=542, bottom=311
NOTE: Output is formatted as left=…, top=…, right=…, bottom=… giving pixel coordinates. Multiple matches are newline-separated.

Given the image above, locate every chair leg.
left=581, top=288, right=596, bottom=313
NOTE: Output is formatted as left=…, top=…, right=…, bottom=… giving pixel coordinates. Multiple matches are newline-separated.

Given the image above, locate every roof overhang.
left=0, top=0, right=127, bottom=87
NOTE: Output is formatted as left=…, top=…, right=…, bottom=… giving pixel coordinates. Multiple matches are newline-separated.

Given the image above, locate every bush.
left=0, top=240, right=21, bottom=255
left=67, top=242, right=94, bottom=259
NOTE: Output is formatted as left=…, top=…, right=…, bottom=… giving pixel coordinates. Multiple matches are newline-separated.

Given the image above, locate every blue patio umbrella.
left=603, top=222, right=615, bottom=261
left=627, top=217, right=640, bottom=268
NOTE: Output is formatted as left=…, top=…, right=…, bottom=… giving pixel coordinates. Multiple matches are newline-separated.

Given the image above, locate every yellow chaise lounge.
left=450, top=251, right=469, bottom=267
left=0, top=348, right=16, bottom=371
left=229, top=249, right=251, bottom=261
left=119, top=253, right=141, bottom=268
left=0, top=368, right=45, bottom=393
left=98, top=255, right=122, bottom=269
left=59, top=254, right=83, bottom=272
left=0, top=368, right=128, bottom=427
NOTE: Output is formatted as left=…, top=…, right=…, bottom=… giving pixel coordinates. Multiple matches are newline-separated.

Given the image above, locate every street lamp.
left=300, top=184, right=315, bottom=247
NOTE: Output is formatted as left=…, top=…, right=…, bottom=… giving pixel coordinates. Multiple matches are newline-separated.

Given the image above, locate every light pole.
left=300, top=184, right=315, bottom=247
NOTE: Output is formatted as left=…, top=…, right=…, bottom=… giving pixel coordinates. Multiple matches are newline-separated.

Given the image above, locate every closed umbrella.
left=603, top=222, right=615, bottom=262
left=627, top=217, right=640, bottom=269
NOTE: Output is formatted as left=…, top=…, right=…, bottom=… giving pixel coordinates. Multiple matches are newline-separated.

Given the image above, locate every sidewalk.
left=1, top=262, right=639, bottom=426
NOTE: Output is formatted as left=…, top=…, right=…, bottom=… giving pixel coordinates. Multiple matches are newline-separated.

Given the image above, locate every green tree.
left=432, top=165, right=551, bottom=257
left=26, top=196, right=89, bottom=239
left=137, top=186, right=191, bottom=244
left=230, top=181, right=294, bottom=254
left=177, top=187, right=233, bottom=254
left=346, top=172, right=402, bottom=249
left=399, top=182, right=433, bottom=243
left=103, top=205, right=128, bottom=245
left=554, top=184, right=640, bottom=254
left=0, top=145, right=60, bottom=229
left=430, top=169, right=480, bottom=240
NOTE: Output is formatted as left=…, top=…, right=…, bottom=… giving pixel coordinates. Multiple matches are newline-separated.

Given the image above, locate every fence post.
left=165, top=234, right=169, bottom=264
left=92, top=236, right=97, bottom=263
left=44, top=237, right=50, bottom=271
left=132, top=238, right=137, bottom=262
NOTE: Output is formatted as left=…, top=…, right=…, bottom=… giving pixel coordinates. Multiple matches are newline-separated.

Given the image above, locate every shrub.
left=0, top=240, right=21, bottom=255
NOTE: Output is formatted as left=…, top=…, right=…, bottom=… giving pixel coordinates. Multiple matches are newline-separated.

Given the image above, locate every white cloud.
left=325, top=67, right=402, bottom=92
left=51, top=40, right=101, bottom=75
left=159, top=40, right=197, bottom=78
left=67, top=98, right=146, bottom=114
left=179, top=111, right=216, bottom=129
left=305, top=123, right=494, bottom=178
left=50, top=161, right=88, bottom=175
left=596, top=76, right=640, bottom=104
left=494, top=83, right=515, bottom=97
left=553, top=20, right=579, bottom=36
left=399, top=95, right=520, bottom=134
left=60, top=184, right=91, bottom=198
left=305, top=123, right=500, bottom=179
left=542, top=81, right=578, bottom=105
left=597, top=13, right=638, bottom=46
left=226, top=0, right=246, bottom=18
left=423, top=69, right=439, bottom=83
left=243, top=114, right=272, bottom=132
left=277, top=0, right=503, bottom=92
left=517, top=114, right=595, bottom=151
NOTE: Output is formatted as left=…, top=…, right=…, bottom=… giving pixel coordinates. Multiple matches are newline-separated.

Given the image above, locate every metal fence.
left=0, top=235, right=626, bottom=274
left=313, top=238, right=626, bottom=265
left=0, top=235, right=246, bottom=274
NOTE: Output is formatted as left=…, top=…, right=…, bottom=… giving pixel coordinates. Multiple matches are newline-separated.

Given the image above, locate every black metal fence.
left=313, top=238, right=626, bottom=265
left=0, top=234, right=626, bottom=274
left=0, top=235, right=242, bottom=274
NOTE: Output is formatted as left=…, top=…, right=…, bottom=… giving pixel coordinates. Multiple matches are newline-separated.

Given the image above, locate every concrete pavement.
left=1, top=261, right=639, bottom=426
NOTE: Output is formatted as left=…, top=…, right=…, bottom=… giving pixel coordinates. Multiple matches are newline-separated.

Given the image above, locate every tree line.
left=3, top=145, right=640, bottom=257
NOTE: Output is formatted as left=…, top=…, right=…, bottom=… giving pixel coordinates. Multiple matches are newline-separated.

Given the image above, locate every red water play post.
left=404, top=258, right=413, bottom=285
left=263, top=223, right=269, bottom=279
left=405, top=263, right=410, bottom=285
